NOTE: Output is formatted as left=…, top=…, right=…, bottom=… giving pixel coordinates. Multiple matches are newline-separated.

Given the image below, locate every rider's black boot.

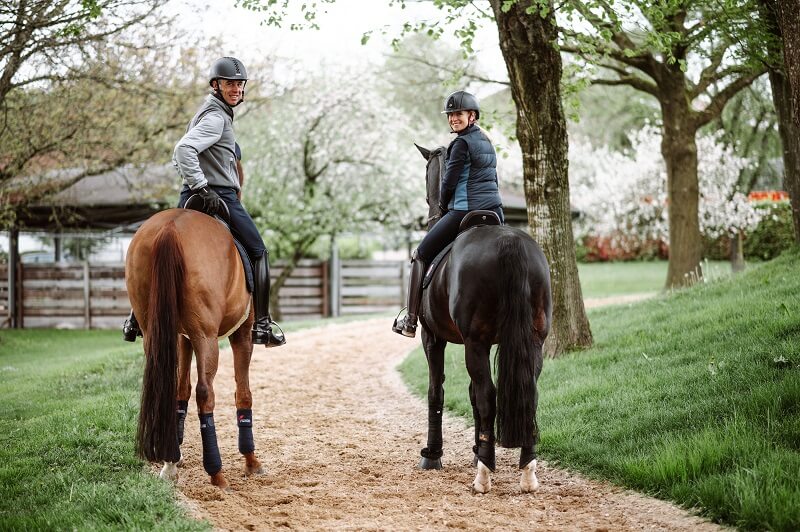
left=252, top=250, right=286, bottom=347
left=393, top=252, right=425, bottom=338
left=122, top=310, right=142, bottom=342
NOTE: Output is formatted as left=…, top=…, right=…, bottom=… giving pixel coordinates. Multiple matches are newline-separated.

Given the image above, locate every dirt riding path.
left=173, top=316, right=721, bottom=531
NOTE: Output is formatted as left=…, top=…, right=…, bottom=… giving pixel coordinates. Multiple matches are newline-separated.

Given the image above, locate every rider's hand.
left=198, top=186, right=224, bottom=216
left=438, top=201, right=448, bottom=214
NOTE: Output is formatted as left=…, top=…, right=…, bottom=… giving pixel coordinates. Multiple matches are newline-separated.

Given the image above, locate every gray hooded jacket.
left=172, top=95, right=240, bottom=191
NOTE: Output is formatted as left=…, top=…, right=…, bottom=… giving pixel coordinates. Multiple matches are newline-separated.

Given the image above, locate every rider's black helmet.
left=442, top=90, right=480, bottom=120
left=209, top=57, right=247, bottom=106
left=209, top=57, right=248, bottom=85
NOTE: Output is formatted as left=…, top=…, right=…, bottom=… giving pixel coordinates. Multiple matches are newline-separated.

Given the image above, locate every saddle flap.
left=422, top=242, right=454, bottom=290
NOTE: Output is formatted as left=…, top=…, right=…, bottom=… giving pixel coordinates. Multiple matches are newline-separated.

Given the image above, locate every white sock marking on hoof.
left=472, top=461, right=492, bottom=494
left=160, top=461, right=179, bottom=481
left=520, top=459, right=539, bottom=492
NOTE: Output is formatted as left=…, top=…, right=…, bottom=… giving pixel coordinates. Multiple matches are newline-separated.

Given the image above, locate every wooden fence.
left=0, top=258, right=408, bottom=329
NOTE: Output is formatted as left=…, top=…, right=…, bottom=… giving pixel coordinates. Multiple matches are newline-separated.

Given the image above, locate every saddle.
left=422, top=210, right=502, bottom=289
left=183, top=194, right=253, bottom=293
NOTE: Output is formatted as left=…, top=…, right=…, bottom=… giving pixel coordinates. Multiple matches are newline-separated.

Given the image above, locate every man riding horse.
left=124, top=57, right=285, bottom=347
left=393, top=90, right=504, bottom=338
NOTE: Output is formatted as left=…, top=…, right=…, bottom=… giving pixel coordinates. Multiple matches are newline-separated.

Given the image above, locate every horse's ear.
left=414, top=143, right=431, bottom=160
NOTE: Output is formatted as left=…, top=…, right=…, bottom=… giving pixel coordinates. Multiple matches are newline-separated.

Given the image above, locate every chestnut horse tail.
left=495, top=234, right=536, bottom=449
left=136, top=220, right=185, bottom=463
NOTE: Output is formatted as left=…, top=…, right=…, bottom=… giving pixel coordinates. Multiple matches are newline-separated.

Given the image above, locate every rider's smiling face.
left=447, top=110, right=474, bottom=133
left=213, top=79, right=245, bottom=106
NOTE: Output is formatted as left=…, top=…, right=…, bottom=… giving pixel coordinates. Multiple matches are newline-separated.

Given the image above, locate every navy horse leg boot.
left=393, top=251, right=425, bottom=338
left=252, top=250, right=286, bottom=347
left=122, top=310, right=142, bottom=342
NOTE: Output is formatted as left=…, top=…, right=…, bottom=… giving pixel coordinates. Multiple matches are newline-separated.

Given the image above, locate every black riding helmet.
left=209, top=56, right=248, bottom=106
left=442, top=90, right=480, bottom=120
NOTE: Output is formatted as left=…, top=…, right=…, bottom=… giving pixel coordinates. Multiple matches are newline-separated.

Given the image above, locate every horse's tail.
left=495, top=234, right=537, bottom=449
left=136, top=220, right=184, bottom=463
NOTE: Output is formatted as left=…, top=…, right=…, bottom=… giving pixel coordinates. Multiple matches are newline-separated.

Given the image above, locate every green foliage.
left=744, top=201, right=796, bottom=260
left=399, top=248, right=800, bottom=530
left=236, top=0, right=336, bottom=30
left=704, top=201, right=796, bottom=262
left=0, top=330, right=208, bottom=530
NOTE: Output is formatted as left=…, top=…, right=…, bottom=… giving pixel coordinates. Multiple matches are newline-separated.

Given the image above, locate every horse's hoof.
left=243, top=453, right=264, bottom=476
left=245, top=464, right=265, bottom=476
left=471, top=461, right=491, bottom=494
left=176, top=453, right=185, bottom=468
left=471, top=480, right=491, bottom=494
left=159, top=462, right=179, bottom=482
left=418, top=457, right=443, bottom=470
left=520, top=459, right=539, bottom=493
left=210, top=471, right=229, bottom=490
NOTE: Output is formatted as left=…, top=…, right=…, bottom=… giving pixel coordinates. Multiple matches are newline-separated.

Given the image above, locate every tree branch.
left=694, top=70, right=768, bottom=128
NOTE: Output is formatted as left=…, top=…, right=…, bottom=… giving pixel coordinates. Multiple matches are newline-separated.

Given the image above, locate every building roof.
left=10, top=164, right=178, bottom=232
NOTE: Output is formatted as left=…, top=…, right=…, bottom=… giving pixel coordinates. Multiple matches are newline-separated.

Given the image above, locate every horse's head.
left=415, top=143, right=447, bottom=230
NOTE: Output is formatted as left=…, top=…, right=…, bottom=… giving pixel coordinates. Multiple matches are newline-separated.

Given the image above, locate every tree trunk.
left=769, top=68, right=800, bottom=244
left=490, top=0, right=592, bottom=357
left=659, top=78, right=704, bottom=288
left=769, top=0, right=800, bottom=244
left=730, top=231, right=745, bottom=273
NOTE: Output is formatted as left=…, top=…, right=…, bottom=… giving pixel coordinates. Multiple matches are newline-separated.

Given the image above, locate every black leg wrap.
left=426, top=404, right=443, bottom=450
left=477, top=431, right=496, bottom=472
left=199, top=413, right=222, bottom=476
left=419, top=404, right=444, bottom=470
left=176, top=400, right=188, bottom=446
left=237, top=408, right=255, bottom=455
left=519, top=446, right=536, bottom=470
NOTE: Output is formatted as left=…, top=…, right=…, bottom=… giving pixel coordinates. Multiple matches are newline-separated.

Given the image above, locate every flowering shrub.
left=570, top=127, right=765, bottom=261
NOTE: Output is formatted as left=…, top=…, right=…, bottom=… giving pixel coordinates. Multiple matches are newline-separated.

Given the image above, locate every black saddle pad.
left=421, top=217, right=501, bottom=290
left=233, top=239, right=254, bottom=294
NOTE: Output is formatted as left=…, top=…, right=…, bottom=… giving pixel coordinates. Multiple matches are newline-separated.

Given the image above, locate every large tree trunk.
left=769, top=68, right=800, bottom=244
left=659, top=76, right=704, bottom=288
left=490, top=0, right=592, bottom=357
left=771, top=1, right=800, bottom=244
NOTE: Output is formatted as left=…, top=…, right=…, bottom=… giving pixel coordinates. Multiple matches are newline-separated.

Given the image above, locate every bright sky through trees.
left=169, top=0, right=507, bottom=85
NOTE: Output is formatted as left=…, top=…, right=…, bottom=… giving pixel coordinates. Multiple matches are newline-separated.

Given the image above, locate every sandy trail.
left=170, top=315, right=720, bottom=531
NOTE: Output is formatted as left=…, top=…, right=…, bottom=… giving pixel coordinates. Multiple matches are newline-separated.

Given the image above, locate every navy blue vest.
left=444, top=125, right=502, bottom=211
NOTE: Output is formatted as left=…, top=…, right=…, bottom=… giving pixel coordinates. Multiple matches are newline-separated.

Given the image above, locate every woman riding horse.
left=400, top=91, right=552, bottom=493
left=393, top=90, right=504, bottom=338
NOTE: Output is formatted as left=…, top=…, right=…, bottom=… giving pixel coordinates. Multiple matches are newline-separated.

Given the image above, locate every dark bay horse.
left=126, top=208, right=263, bottom=489
left=414, top=144, right=552, bottom=493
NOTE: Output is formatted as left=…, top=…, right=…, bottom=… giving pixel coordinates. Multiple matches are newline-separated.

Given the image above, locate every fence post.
left=8, top=228, right=18, bottom=328
left=330, top=241, right=340, bottom=317
left=83, top=261, right=91, bottom=329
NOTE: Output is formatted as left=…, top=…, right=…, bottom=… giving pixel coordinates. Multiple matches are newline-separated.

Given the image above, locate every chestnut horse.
left=126, top=208, right=262, bottom=488
left=414, top=145, right=552, bottom=493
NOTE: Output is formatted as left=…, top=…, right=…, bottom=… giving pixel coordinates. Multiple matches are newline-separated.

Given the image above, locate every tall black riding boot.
left=122, top=309, right=142, bottom=342
left=392, top=251, right=425, bottom=338
left=252, top=250, right=286, bottom=347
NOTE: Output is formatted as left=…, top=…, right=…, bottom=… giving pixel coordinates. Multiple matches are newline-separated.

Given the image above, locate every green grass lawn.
left=577, top=259, right=731, bottom=298
left=0, top=331, right=205, bottom=530
left=0, top=315, right=359, bottom=530
left=400, top=249, right=800, bottom=531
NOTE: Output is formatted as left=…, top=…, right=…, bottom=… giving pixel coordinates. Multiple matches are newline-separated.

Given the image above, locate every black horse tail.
left=495, top=234, right=536, bottom=449
left=136, top=221, right=184, bottom=463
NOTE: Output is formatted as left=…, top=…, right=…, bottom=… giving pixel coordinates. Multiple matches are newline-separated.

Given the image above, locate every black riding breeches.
left=416, top=207, right=504, bottom=264
left=178, top=186, right=266, bottom=262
